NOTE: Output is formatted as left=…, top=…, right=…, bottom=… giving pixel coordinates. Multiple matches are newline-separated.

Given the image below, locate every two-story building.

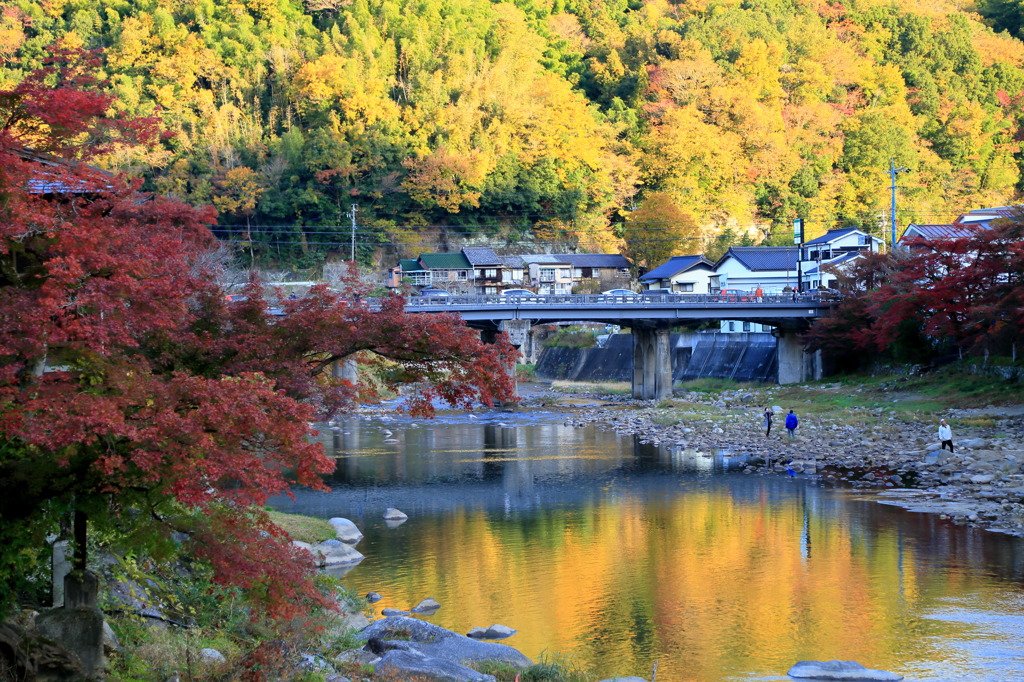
left=712, top=247, right=802, bottom=293
left=798, top=228, right=882, bottom=289
left=521, top=255, right=574, bottom=294
left=638, top=255, right=715, bottom=293
left=463, top=247, right=503, bottom=294
left=562, top=254, right=632, bottom=291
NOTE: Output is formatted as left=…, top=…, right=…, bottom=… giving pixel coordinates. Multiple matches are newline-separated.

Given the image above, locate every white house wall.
left=714, top=258, right=802, bottom=293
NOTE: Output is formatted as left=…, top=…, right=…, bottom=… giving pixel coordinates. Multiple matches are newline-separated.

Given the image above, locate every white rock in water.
left=787, top=660, right=903, bottom=681
left=483, top=624, right=516, bottom=638
left=383, top=508, right=408, bottom=521
left=411, top=597, right=440, bottom=613
left=329, top=517, right=364, bottom=544
left=310, top=539, right=365, bottom=567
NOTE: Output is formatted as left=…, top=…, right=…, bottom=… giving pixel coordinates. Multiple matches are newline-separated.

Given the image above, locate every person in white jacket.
left=938, top=419, right=954, bottom=453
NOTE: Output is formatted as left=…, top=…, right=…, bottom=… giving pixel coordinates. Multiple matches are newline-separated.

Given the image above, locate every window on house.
left=540, top=268, right=555, bottom=281
left=678, top=283, right=694, bottom=292
left=573, top=268, right=583, bottom=278
left=458, top=270, right=468, bottom=280
left=485, top=268, right=497, bottom=278
left=728, top=321, right=735, bottom=332
left=743, top=322, right=750, bottom=332
left=485, top=286, right=497, bottom=295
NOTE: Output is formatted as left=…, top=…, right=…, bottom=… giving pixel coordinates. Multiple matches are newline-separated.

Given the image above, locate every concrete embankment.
left=535, top=332, right=777, bottom=383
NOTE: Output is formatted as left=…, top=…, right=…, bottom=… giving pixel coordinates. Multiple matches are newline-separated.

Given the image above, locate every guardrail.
left=404, top=292, right=841, bottom=306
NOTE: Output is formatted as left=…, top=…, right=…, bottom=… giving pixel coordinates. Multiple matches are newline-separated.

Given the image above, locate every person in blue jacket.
left=785, top=410, right=798, bottom=439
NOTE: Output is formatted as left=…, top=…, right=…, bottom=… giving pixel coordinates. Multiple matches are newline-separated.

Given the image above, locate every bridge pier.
left=775, top=329, right=822, bottom=384
left=480, top=320, right=532, bottom=400
left=632, top=326, right=673, bottom=400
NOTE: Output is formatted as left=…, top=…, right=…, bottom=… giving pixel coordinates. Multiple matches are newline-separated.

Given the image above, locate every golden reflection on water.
left=305, top=417, right=1023, bottom=680
left=342, top=487, right=1019, bottom=680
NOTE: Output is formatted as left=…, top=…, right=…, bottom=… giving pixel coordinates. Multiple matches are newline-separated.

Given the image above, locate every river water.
left=271, top=401, right=1024, bottom=681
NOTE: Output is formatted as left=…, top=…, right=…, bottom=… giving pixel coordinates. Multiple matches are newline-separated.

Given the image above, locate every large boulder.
left=375, top=649, right=496, bottom=682
left=360, top=616, right=532, bottom=671
left=311, top=540, right=365, bottom=567
left=328, top=518, right=363, bottom=544
left=787, top=660, right=903, bottom=681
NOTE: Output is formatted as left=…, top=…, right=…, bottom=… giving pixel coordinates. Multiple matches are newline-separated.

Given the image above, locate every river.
left=270, top=400, right=1024, bottom=681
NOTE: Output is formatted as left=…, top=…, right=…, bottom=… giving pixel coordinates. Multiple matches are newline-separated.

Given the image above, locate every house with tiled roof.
left=900, top=205, right=1023, bottom=248
left=713, top=247, right=802, bottom=293
left=460, top=247, right=503, bottom=293
left=797, top=228, right=881, bottom=289
left=520, top=254, right=573, bottom=294
left=500, top=255, right=526, bottom=287
left=638, top=255, right=715, bottom=293
left=560, top=253, right=632, bottom=291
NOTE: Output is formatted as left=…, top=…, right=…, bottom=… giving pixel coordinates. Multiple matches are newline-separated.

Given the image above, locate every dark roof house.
left=639, top=255, right=714, bottom=282
left=461, top=247, right=501, bottom=266
left=716, top=247, right=800, bottom=271
left=561, top=254, right=632, bottom=270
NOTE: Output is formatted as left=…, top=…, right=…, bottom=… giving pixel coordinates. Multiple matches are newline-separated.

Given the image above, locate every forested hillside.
left=2, top=0, right=1023, bottom=265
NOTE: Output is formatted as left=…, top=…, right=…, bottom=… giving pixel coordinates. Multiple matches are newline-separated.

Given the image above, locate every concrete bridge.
left=404, top=291, right=838, bottom=399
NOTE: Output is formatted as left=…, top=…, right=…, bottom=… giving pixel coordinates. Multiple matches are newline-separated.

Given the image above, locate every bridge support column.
left=632, top=326, right=673, bottom=400
left=776, top=329, right=821, bottom=384
left=331, top=356, right=359, bottom=384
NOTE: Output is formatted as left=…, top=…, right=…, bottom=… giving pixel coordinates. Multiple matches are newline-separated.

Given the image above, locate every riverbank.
left=520, top=369, right=1024, bottom=536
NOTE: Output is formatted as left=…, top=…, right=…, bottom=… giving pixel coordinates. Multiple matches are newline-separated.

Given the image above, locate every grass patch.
left=676, top=378, right=760, bottom=393
left=542, top=330, right=597, bottom=348
left=475, top=652, right=591, bottom=682
left=266, top=510, right=336, bottom=544
left=549, top=381, right=631, bottom=395
left=517, top=363, right=538, bottom=380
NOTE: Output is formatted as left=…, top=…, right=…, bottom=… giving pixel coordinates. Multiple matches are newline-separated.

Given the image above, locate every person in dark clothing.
left=762, top=407, right=774, bottom=437
left=785, top=410, right=798, bottom=439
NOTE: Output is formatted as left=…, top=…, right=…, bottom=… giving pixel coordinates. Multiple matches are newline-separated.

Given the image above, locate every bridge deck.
left=404, top=292, right=837, bottom=328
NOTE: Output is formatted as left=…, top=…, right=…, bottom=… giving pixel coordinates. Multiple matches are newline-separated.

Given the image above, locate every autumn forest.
left=1, top=0, right=1023, bottom=264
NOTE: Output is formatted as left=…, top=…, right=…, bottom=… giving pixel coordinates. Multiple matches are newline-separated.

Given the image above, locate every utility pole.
left=793, top=218, right=804, bottom=293
left=349, top=204, right=357, bottom=262
left=889, top=159, right=909, bottom=251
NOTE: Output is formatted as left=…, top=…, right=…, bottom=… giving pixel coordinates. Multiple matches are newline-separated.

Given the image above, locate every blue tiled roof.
left=718, top=247, right=800, bottom=271
left=802, top=228, right=860, bottom=247
left=461, top=247, right=501, bottom=265
left=521, top=254, right=570, bottom=265
left=561, top=253, right=632, bottom=269
left=639, top=255, right=712, bottom=281
left=804, top=251, right=859, bottom=275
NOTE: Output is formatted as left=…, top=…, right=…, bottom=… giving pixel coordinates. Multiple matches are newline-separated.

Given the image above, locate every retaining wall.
left=535, top=332, right=777, bottom=384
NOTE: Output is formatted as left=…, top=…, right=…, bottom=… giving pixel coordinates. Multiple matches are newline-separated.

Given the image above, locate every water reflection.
left=272, top=410, right=1024, bottom=681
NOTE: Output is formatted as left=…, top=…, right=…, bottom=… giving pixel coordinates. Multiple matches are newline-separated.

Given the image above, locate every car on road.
left=500, top=288, right=536, bottom=297
left=418, top=288, right=452, bottom=298
left=602, top=289, right=637, bottom=296
left=717, top=288, right=752, bottom=301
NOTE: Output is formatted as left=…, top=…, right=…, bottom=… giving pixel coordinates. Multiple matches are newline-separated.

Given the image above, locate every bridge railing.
left=404, top=291, right=840, bottom=307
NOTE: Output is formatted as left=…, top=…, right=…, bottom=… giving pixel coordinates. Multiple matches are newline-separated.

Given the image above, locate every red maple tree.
left=0, top=49, right=517, bottom=618
left=805, top=216, right=1024, bottom=367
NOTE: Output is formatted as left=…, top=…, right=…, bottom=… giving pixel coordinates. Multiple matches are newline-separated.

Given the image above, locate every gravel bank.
left=523, top=384, right=1024, bottom=536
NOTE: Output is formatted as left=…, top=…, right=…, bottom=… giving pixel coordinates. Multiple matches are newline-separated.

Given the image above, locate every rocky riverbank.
left=522, top=381, right=1024, bottom=536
